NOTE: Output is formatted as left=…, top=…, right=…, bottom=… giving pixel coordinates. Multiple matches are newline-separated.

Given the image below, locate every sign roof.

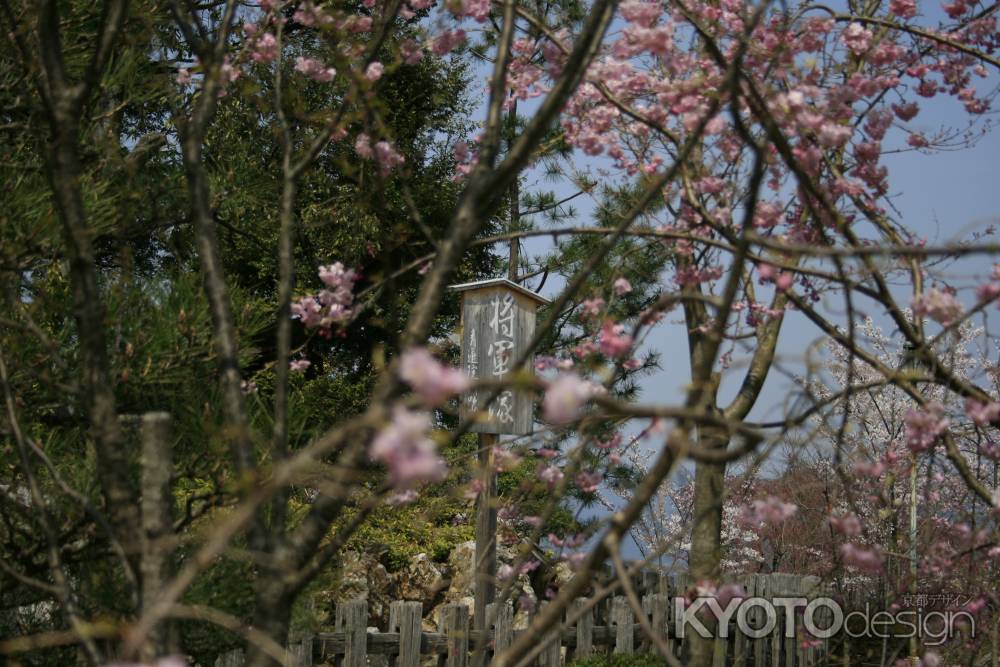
left=448, top=278, right=551, bottom=305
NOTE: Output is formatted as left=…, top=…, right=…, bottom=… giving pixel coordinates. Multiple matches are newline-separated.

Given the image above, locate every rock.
left=511, top=575, right=537, bottom=630
left=397, top=553, right=446, bottom=603
left=445, top=540, right=476, bottom=601
left=552, top=561, right=574, bottom=587
left=324, top=550, right=393, bottom=627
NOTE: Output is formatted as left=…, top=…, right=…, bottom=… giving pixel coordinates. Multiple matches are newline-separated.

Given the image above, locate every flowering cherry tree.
left=1, top=0, right=999, bottom=665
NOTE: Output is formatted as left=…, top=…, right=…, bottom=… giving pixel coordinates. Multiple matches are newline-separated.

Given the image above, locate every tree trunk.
left=687, top=428, right=729, bottom=667
left=245, top=578, right=295, bottom=667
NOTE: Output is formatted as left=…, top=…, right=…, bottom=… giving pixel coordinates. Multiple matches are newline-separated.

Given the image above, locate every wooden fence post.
left=490, top=601, right=514, bottom=654
left=140, top=412, right=175, bottom=659
left=674, top=571, right=691, bottom=662
left=214, top=648, right=244, bottom=667
left=538, top=601, right=561, bottom=667
left=390, top=601, right=422, bottom=667
left=336, top=600, right=368, bottom=667
left=442, top=603, right=470, bottom=667
left=474, top=434, right=497, bottom=667
left=612, top=596, right=634, bottom=655
left=731, top=576, right=755, bottom=667
left=572, top=598, right=593, bottom=660
left=645, top=593, right=669, bottom=659
left=290, top=635, right=314, bottom=667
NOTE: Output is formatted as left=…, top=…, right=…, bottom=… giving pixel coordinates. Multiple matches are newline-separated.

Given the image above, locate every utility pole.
left=901, top=340, right=921, bottom=661
left=472, top=162, right=518, bottom=661
left=453, top=101, right=546, bottom=662
left=450, top=279, right=546, bottom=667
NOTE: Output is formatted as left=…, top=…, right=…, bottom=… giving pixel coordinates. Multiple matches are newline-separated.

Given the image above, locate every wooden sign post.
left=449, top=278, right=548, bottom=655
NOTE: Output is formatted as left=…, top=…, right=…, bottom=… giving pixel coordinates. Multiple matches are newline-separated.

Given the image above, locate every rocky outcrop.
left=398, top=553, right=446, bottom=603
left=325, top=550, right=394, bottom=626
left=323, top=542, right=553, bottom=631
left=444, top=540, right=475, bottom=601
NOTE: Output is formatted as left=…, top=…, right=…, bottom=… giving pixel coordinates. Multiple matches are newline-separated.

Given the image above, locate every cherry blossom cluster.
left=354, top=133, right=406, bottom=176
left=903, top=402, right=950, bottom=452
left=737, top=496, right=797, bottom=527
left=370, top=407, right=448, bottom=489
left=491, top=0, right=999, bottom=267
left=398, top=347, right=470, bottom=405
left=291, top=262, right=358, bottom=335
left=541, top=373, right=605, bottom=424
left=839, top=543, right=884, bottom=575
left=912, top=287, right=964, bottom=326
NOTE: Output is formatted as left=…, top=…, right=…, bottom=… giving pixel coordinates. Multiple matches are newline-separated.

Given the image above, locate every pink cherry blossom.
left=829, top=512, right=862, bottom=536
left=374, top=140, right=405, bottom=175
left=738, top=496, right=797, bottom=526
left=318, top=262, right=357, bottom=291
left=451, top=0, right=490, bottom=22
left=492, top=446, right=520, bottom=472
left=840, top=23, right=873, bottom=55
left=293, top=1, right=332, bottom=27
left=431, top=29, right=466, bottom=55
left=370, top=407, right=447, bottom=487
left=354, top=133, right=374, bottom=159
left=295, top=56, right=336, bottom=82
left=599, top=320, right=634, bottom=358
left=535, top=356, right=574, bottom=371
left=538, top=464, right=564, bottom=488
left=613, top=277, right=632, bottom=295
left=892, top=102, right=919, bottom=121
left=575, top=470, right=603, bottom=493
left=365, top=62, right=384, bottom=81
left=714, top=583, right=747, bottom=610
left=839, top=543, right=884, bottom=574
left=543, top=373, right=600, bottom=424
left=580, top=297, right=605, bottom=318
left=976, top=283, right=1000, bottom=302
left=292, top=262, right=358, bottom=331
left=400, top=39, right=424, bottom=65
left=619, top=0, right=661, bottom=25
left=816, top=122, right=852, bottom=147
left=464, top=478, right=483, bottom=500
left=398, top=348, right=470, bottom=406
left=218, top=56, right=240, bottom=91
left=250, top=32, right=278, bottom=63
left=912, top=287, right=963, bottom=325
left=904, top=402, right=949, bottom=452
left=889, top=0, right=917, bottom=18
left=964, top=398, right=1000, bottom=426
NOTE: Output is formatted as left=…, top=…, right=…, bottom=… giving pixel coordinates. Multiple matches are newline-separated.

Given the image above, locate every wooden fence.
left=215, top=573, right=846, bottom=667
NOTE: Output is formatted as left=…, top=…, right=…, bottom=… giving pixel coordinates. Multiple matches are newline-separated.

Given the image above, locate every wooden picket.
left=214, top=573, right=852, bottom=667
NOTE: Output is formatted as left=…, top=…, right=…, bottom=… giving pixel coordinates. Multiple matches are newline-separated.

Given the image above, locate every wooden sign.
left=450, top=279, right=549, bottom=435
